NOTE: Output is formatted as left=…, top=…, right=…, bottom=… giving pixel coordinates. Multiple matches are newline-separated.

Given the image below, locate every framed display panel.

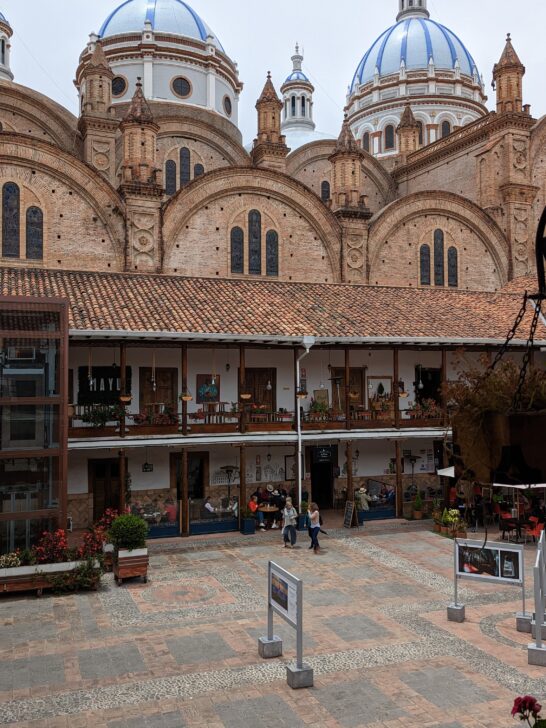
left=0, top=297, right=68, bottom=553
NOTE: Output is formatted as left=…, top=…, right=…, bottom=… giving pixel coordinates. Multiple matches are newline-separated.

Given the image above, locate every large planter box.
left=0, top=560, right=101, bottom=597
left=114, top=548, right=149, bottom=586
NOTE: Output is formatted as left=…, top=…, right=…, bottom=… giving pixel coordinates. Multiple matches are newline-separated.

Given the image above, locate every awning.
left=437, top=466, right=455, bottom=478
left=492, top=482, right=546, bottom=490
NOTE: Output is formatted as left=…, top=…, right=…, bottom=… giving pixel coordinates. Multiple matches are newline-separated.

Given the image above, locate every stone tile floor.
left=0, top=524, right=543, bottom=727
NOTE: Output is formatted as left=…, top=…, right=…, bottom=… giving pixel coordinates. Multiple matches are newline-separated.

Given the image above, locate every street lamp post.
left=296, top=336, right=315, bottom=508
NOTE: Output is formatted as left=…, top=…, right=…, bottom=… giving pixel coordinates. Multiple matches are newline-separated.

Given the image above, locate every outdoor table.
left=258, top=505, right=279, bottom=528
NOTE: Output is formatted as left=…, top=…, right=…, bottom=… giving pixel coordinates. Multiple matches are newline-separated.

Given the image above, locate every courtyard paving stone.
left=0, top=525, right=542, bottom=726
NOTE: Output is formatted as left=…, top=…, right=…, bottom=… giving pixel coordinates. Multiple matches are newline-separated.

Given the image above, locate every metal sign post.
left=258, top=561, right=313, bottom=689
left=449, top=538, right=525, bottom=625
left=529, top=531, right=546, bottom=666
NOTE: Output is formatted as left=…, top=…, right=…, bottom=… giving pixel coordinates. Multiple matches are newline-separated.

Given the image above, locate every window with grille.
left=448, top=246, right=458, bottom=287
left=384, top=125, right=395, bottom=150
left=180, top=148, right=190, bottom=187
left=26, top=207, right=43, bottom=260
left=2, top=182, right=20, bottom=258
left=434, top=229, right=445, bottom=286
left=321, top=181, right=330, bottom=203
left=165, top=160, right=177, bottom=195
left=266, top=230, right=279, bottom=276
left=230, top=227, right=244, bottom=274
left=420, top=244, right=431, bottom=286
left=248, top=210, right=262, bottom=275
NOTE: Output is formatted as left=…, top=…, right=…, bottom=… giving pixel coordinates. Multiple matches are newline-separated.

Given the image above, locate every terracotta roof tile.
left=1, top=267, right=544, bottom=344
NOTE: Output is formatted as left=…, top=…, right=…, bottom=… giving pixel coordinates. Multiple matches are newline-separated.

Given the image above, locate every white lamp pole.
left=296, top=336, right=316, bottom=507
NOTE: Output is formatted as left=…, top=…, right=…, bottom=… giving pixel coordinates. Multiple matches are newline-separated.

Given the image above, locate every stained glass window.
left=26, top=207, right=43, bottom=260
left=363, top=132, right=370, bottom=153
left=194, top=164, right=204, bottom=178
left=248, top=210, right=261, bottom=275
left=384, top=125, right=395, bottom=150
left=165, top=160, right=177, bottom=196
left=2, top=182, right=20, bottom=258
left=448, top=246, right=458, bottom=287
left=441, top=121, right=451, bottom=138
left=321, top=181, right=331, bottom=203
left=434, top=229, right=445, bottom=287
left=420, top=244, right=431, bottom=286
left=180, top=148, right=190, bottom=187
left=230, top=227, right=244, bottom=274
left=266, top=230, right=279, bottom=277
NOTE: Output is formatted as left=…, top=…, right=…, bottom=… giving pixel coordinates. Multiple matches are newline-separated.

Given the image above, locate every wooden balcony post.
left=395, top=441, right=403, bottom=518
left=393, top=347, right=400, bottom=428
left=345, top=346, right=351, bottom=430
left=181, top=449, right=189, bottom=536
left=346, top=441, right=354, bottom=502
left=239, top=344, right=246, bottom=434
left=181, top=344, right=188, bottom=436
left=239, top=445, right=246, bottom=529
left=119, top=343, right=127, bottom=438
left=441, top=349, right=448, bottom=425
left=119, top=449, right=126, bottom=513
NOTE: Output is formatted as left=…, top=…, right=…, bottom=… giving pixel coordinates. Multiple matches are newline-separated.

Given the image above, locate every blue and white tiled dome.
left=99, top=0, right=223, bottom=51
left=350, top=17, right=478, bottom=93
left=285, top=70, right=309, bottom=84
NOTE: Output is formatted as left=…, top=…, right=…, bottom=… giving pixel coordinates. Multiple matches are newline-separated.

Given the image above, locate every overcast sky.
left=3, top=0, right=544, bottom=143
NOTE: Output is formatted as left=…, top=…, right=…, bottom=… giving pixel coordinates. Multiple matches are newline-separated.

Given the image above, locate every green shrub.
left=413, top=492, right=423, bottom=511
left=108, top=514, right=148, bottom=551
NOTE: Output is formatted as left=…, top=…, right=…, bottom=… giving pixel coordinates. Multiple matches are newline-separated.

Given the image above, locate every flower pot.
left=440, top=525, right=449, bottom=534
left=114, top=548, right=148, bottom=586
left=413, top=511, right=423, bottom=520
left=240, top=517, right=256, bottom=535
left=433, top=522, right=441, bottom=533
left=456, top=531, right=467, bottom=539
left=0, top=560, right=101, bottom=596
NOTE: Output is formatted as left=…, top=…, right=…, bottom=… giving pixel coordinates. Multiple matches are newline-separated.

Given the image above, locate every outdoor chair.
left=524, top=518, right=544, bottom=544
left=499, top=512, right=516, bottom=541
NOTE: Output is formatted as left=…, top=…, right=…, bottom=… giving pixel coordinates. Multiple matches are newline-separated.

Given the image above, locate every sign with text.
left=343, top=501, right=355, bottom=529
left=455, top=539, right=523, bottom=586
left=269, top=562, right=299, bottom=628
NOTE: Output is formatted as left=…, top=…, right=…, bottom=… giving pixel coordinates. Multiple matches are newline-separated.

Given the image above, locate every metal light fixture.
left=398, top=379, right=409, bottom=398
left=87, top=348, right=93, bottom=383
left=151, top=351, right=157, bottom=392
left=266, top=380, right=272, bottom=391
left=181, top=386, right=193, bottom=402
left=417, top=365, right=424, bottom=391
left=296, top=384, right=308, bottom=400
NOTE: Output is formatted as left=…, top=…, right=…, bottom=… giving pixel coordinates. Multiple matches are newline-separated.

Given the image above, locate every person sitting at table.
left=228, top=497, right=238, bottom=519
left=253, top=486, right=268, bottom=504
left=202, top=497, right=217, bottom=518
left=164, top=497, right=177, bottom=524
left=248, top=495, right=265, bottom=529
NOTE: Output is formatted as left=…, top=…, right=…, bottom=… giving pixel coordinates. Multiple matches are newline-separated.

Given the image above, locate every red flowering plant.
left=95, top=509, right=119, bottom=532
left=32, top=529, right=72, bottom=564
left=512, top=696, right=546, bottom=726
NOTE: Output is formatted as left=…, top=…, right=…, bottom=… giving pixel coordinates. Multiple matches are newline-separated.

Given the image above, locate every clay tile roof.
left=334, top=117, right=361, bottom=155
left=499, top=276, right=539, bottom=294
left=123, top=79, right=154, bottom=124
left=1, top=267, right=545, bottom=345
left=257, top=72, right=280, bottom=104
left=495, top=33, right=524, bottom=69
left=398, top=104, right=419, bottom=129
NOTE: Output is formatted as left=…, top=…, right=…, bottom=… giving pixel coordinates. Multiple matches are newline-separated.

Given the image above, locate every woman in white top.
left=308, top=502, right=321, bottom=553
left=281, top=497, right=298, bottom=548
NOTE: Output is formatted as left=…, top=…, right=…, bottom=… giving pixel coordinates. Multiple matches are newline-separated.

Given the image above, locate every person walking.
left=282, top=497, right=298, bottom=548
left=308, top=502, right=321, bottom=553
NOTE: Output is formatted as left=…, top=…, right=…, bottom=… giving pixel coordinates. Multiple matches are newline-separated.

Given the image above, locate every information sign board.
left=455, top=539, right=523, bottom=586
left=269, top=562, right=299, bottom=628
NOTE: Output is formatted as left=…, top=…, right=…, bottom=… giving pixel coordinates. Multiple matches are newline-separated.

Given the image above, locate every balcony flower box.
left=0, top=560, right=101, bottom=597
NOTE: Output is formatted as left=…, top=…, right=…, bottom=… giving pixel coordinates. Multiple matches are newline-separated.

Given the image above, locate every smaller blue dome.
left=285, top=70, right=310, bottom=84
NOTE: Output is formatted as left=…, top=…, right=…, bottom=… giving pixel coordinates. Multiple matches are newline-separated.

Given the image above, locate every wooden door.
left=89, top=459, right=121, bottom=521
left=332, top=368, right=364, bottom=411
left=243, top=368, right=276, bottom=409
left=139, top=367, right=178, bottom=410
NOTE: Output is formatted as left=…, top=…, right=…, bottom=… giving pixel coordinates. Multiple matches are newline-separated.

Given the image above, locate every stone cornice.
left=499, top=183, right=539, bottom=204
left=393, top=112, right=536, bottom=178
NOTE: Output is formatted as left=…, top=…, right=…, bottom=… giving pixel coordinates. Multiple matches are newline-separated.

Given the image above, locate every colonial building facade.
left=0, top=0, right=545, bottom=548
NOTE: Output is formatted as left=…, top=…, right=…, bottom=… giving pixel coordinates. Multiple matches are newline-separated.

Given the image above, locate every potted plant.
left=297, top=501, right=309, bottom=531
left=109, top=514, right=149, bottom=586
left=240, top=507, right=256, bottom=535
left=413, top=492, right=423, bottom=520
left=441, top=507, right=450, bottom=534
left=308, top=399, right=329, bottom=421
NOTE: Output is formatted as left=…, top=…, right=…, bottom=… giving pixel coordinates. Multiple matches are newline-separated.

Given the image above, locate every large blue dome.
left=99, top=0, right=223, bottom=51
left=350, top=17, right=478, bottom=93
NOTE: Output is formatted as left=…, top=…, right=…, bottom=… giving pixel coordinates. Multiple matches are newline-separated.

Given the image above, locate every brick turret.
left=251, top=73, right=289, bottom=171
left=493, top=34, right=526, bottom=115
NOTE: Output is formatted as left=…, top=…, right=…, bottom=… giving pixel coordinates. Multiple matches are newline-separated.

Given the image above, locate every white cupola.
left=280, top=45, right=315, bottom=133
left=0, top=12, right=13, bottom=82
left=397, top=0, right=429, bottom=21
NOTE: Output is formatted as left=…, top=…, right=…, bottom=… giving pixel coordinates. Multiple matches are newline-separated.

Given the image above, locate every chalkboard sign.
left=343, top=501, right=355, bottom=529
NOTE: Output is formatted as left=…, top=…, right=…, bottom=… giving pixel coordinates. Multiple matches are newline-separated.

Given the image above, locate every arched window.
left=194, top=164, right=204, bottom=178
left=448, top=246, right=458, bottom=287
left=165, top=160, right=177, bottom=196
left=321, top=181, right=331, bottom=203
left=1, top=40, right=5, bottom=66
left=291, top=95, right=296, bottom=117
left=441, top=120, right=451, bottom=138
left=248, top=210, right=262, bottom=275
left=417, top=121, right=424, bottom=146
left=180, top=147, right=190, bottom=187
left=266, top=230, right=279, bottom=277
left=384, top=125, right=395, bottom=150
left=434, top=229, right=445, bottom=286
left=420, top=244, right=431, bottom=286
left=2, top=182, right=19, bottom=258
left=363, top=132, right=370, bottom=153
left=26, top=207, right=43, bottom=260
left=301, top=97, right=306, bottom=116
left=230, top=227, right=244, bottom=274
left=284, top=100, right=289, bottom=119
